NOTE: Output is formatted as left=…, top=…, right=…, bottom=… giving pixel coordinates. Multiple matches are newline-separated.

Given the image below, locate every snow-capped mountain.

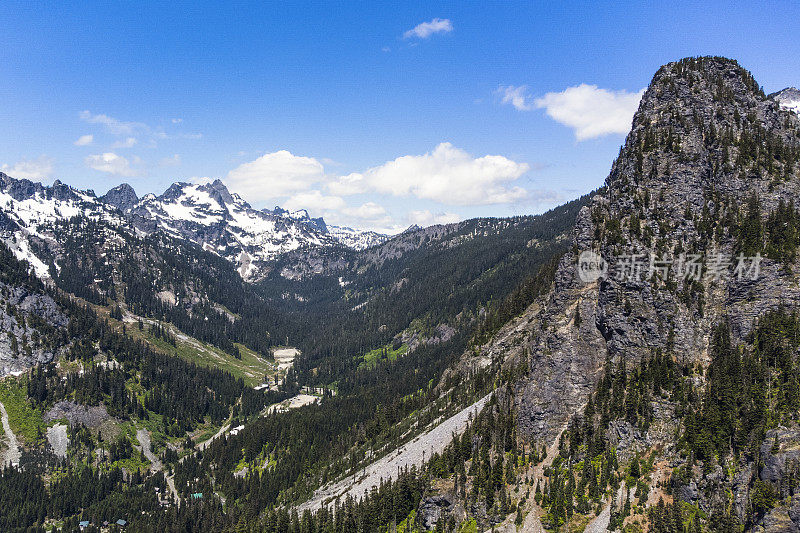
left=0, top=173, right=388, bottom=281
left=772, top=87, right=800, bottom=114
left=127, top=180, right=337, bottom=279
left=0, top=173, right=124, bottom=277
left=268, top=206, right=389, bottom=250
left=326, top=225, right=389, bottom=250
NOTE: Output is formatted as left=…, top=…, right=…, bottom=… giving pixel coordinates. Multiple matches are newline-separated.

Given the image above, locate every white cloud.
left=283, top=192, right=392, bottom=232
left=496, top=85, right=533, bottom=111
left=343, top=202, right=386, bottom=220
left=226, top=144, right=536, bottom=232
left=284, top=190, right=345, bottom=212
left=159, top=154, right=181, bottom=167
left=85, top=152, right=138, bottom=177
left=79, top=111, right=199, bottom=147
left=74, top=134, right=93, bottom=146
left=111, top=137, right=137, bottom=149
left=226, top=150, right=325, bottom=202
left=1, top=155, right=54, bottom=180
left=80, top=110, right=144, bottom=136
left=344, top=142, right=529, bottom=205
left=328, top=172, right=368, bottom=196
left=534, top=84, right=644, bottom=140
left=403, top=18, right=453, bottom=39
left=407, top=210, right=461, bottom=227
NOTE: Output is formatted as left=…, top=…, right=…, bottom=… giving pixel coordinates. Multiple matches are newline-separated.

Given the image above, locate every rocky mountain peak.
left=602, top=56, right=799, bottom=216
left=516, top=55, right=800, bottom=445
left=100, top=183, right=138, bottom=212
left=200, top=178, right=235, bottom=206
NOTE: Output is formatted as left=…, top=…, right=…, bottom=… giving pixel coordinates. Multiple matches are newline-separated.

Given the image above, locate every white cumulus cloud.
left=85, top=152, right=138, bottom=177
left=403, top=18, right=453, bottom=39
left=340, top=142, right=529, bottom=205
left=496, top=85, right=533, bottom=111
left=226, top=150, right=325, bottom=203
left=407, top=210, right=461, bottom=227
left=343, top=202, right=387, bottom=220
left=284, top=190, right=345, bottom=212
left=534, top=84, right=644, bottom=140
left=1, top=155, right=54, bottom=180
left=159, top=154, right=181, bottom=167
left=74, top=134, right=94, bottom=146
left=328, top=172, right=367, bottom=196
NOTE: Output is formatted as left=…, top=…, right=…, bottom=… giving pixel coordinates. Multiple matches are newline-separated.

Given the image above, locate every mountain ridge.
left=0, top=173, right=388, bottom=280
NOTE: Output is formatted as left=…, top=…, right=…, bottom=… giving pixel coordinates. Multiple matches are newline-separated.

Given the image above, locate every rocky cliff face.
left=494, top=57, right=800, bottom=528
left=100, top=183, right=139, bottom=212
left=0, top=282, right=66, bottom=377
left=517, top=56, right=800, bottom=443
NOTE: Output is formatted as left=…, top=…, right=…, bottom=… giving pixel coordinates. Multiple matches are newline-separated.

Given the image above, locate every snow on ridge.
left=0, top=180, right=126, bottom=278
left=781, top=99, right=800, bottom=114
left=773, top=87, right=800, bottom=114
left=127, top=181, right=340, bottom=279
left=0, top=173, right=389, bottom=282
left=327, top=225, right=389, bottom=250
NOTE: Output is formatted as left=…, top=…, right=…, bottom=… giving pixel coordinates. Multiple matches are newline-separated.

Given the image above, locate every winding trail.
left=0, top=400, right=21, bottom=467
left=197, top=423, right=230, bottom=451
left=137, top=429, right=179, bottom=502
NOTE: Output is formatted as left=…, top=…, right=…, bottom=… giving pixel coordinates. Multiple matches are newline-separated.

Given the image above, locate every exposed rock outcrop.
left=515, top=57, right=800, bottom=445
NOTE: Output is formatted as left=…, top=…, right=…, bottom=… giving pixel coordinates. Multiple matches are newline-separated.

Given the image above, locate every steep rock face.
left=0, top=284, right=66, bottom=376
left=516, top=57, right=800, bottom=443
left=100, top=183, right=138, bottom=212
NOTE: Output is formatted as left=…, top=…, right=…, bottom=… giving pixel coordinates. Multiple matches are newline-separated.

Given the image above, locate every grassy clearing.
left=113, top=452, right=150, bottom=474
left=0, top=376, right=46, bottom=444
left=105, top=311, right=275, bottom=387
left=359, top=343, right=408, bottom=370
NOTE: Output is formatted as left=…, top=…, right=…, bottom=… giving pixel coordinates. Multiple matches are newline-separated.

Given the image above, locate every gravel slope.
left=137, top=429, right=179, bottom=501
left=0, top=400, right=21, bottom=467
left=46, top=424, right=68, bottom=458
left=297, top=392, right=493, bottom=513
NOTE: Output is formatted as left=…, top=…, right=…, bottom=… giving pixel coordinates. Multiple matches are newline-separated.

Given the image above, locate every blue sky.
left=1, top=1, right=799, bottom=232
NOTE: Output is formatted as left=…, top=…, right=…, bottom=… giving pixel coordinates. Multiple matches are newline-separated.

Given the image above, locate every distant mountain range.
left=0, top=174, right=388, bottom=280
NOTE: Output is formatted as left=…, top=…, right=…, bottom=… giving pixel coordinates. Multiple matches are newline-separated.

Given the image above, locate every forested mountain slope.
left=4, top=55, right=800, bottom=533
left=0, top=130, right=584, bottom=530
left=403, top=56, right=800, bottom=531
